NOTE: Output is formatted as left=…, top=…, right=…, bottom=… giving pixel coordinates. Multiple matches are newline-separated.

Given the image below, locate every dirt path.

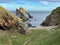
left=29, top=26, right=57, bottom=30
left=23, top=38, right=31, bottom=45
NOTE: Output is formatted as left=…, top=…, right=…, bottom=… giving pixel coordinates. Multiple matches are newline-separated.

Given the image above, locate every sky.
left=0, top=0, right=60, bottom=11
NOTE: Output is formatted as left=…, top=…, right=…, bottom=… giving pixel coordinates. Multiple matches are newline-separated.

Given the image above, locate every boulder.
left=0, top=6, right=28, bottom=34
left=27, top=23, right=32, bottom=27
left=41, top=7, right=60, bottom=26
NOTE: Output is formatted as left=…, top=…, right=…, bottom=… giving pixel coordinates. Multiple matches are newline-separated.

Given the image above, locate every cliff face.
left=16, top=7, right=33, bottom=22
left=0, top=6, right=28, bottom=34
left=41, top=7, right=60, bottom=26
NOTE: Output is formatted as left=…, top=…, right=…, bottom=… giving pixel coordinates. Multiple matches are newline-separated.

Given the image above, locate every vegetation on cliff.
left=52, top=7, right=60, bottom=14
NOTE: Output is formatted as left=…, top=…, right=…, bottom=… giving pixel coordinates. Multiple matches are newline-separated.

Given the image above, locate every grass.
left=0, top=6, right=23, bottom=23
left=0, top=27, right=60, bottom=45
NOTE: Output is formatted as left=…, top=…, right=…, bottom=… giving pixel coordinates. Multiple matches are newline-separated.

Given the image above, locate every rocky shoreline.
left=29, top=26, right=57, bottom=30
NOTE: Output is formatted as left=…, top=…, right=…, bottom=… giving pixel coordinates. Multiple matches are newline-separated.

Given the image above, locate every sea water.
left=11, top=11, right=51, bottom=26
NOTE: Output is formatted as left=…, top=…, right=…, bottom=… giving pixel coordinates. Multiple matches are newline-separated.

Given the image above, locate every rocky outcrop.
left=16, top=7, right=33, bottom=22
left=0, top=6, right=28, bottom=34
left=27, top=23, right=32, bottom=27
left=41, top=7, right=60, bottom=26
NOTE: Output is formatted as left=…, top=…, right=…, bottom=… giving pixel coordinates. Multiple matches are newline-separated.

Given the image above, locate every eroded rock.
left=16, top=7, right=33, bottom=22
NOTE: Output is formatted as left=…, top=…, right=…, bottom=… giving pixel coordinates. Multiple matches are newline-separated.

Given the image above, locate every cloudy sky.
left=0, top=0, right=60, bottom=11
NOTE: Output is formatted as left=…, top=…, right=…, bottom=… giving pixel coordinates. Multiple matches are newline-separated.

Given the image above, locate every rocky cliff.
left=0, top=6, right=28, bottom=34
left=41, top=7, right=60, bottom=26
left=16, top=7, right=33, bottom=22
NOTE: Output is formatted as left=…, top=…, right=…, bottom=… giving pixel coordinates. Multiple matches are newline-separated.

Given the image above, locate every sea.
left=11, top=11, right=51, bottom=27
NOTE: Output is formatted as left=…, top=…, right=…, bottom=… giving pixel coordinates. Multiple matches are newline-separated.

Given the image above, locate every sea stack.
left=16, top=7, right=33, bottom=22
left=41, top=7, right=60, bottom=26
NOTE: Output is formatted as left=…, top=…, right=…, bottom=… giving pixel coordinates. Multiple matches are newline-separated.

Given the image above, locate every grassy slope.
left=0, top=6, right=23, bottom=23
left=0, top=27, right=60, bottom=45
